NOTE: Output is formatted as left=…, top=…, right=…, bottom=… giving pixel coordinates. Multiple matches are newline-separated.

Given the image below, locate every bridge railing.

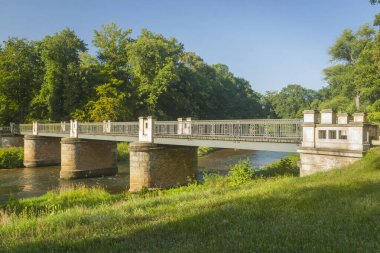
left=78, top=122, right=103, bottom=135
left=78, top=122, right=139, bottom=136
left=19, top=124, right=33, bottom=134
left=38, top=123, right=70, bottom=134
left=154, top=121, right=178, bottom=135
left=110, top=122, right=139, bottom=135
left=191, top=119, right=302, bottom=140
left=153, top=119, right=302, bottom=141
left=9, top=118, right=303, bottom=142
left=0, top=126, right=11, bottom=134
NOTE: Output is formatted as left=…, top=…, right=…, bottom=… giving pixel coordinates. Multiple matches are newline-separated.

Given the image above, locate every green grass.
left=0, top=147, right=23, bottom=169
left=0, top=148, right=379, bottom=252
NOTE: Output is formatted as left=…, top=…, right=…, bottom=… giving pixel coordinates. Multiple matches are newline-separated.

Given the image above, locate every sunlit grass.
left=0, top=148, right=379, bottom=252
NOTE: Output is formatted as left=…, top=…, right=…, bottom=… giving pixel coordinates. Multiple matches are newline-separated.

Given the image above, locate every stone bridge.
left=0, top=110, right=378, bottom=191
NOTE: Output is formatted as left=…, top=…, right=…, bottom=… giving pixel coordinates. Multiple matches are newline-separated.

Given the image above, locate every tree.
left=0, top=38, right=41, bottom=124
left=128, top=29, right=183, bottom=116
left=266, top=84, right=319, bottom=118
left=84, top=23, right=134, bottom=121
left=33, top=28, right=87, bottom=121
left=323, top=24, right=375, bottom=110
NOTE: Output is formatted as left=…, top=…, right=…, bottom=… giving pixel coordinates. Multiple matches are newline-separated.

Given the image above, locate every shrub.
left=198, top=146, right=218, bottom=157
left=228, top=158, right=255, bottom=186
left=0, top=147, right=23, bottom=169
left=255, top=154, right=299, bottom=178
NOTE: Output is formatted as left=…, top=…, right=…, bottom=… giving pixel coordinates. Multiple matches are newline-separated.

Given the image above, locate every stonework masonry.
left=23, top=135, right=61, bottom=167
left=298, top=110, right=378, bottom=176
left=60, top=138, right=117, bottom=179
left=0, top=135, right=23, bottom=147
left=129, top=142, right=197, bottom=192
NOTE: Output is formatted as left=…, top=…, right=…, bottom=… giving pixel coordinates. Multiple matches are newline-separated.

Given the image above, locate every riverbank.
left=1, top=148, right=379, bottom=252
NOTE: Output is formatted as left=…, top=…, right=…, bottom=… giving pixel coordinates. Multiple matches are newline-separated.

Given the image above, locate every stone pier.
left=129, top=142, right=197, bottom=192
left=60, top=138, right=118, bottom=179
left=23, top=135, right=61, bottom=167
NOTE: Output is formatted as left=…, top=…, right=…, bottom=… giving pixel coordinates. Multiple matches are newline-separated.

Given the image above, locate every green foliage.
left=128, top=29, right=183, bottom=115
left=368, top=99, right=380, bottom=123
left=202, top=172, right=228, bottom=187
left=322, top=23, right=380, bottom=113
left=318, top=95, right=357, bottom=113
left=0, top=24, right=269, bottom=124
left=265, top=84, right=320, bottom=118
left=0, top=38, right=41, bottom=124
left=0, top=147, right=23, bottom=169
left=2, top=186, right=121, bottom=216
left=255, top=154, right=300, bottom=178
left=117, top=142, right=129, bottom=162
left=34, top=28, right=87, bottom=121
left=0, top=148, right=379, bottom=252
left=228, top=158, right=255, bottom=186
left=197, top=146, right=218, bottom=157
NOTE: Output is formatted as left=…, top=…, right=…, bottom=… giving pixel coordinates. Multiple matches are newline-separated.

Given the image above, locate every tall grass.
left=0, top=148, right=379, bottom=252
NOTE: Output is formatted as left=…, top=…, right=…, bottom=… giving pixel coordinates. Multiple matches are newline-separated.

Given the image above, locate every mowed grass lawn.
left=0, top=148, right=379, bottom=253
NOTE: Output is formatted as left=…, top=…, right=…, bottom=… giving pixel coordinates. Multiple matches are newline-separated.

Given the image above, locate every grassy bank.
left=0, top=148, right=379, bottom=252
left=0, top=147, right=23, bottom=169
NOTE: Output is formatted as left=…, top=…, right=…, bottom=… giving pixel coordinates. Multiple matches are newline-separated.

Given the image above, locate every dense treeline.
left=1, top=11, right=380, bottom=124
left=0, top=24, right=265, bottom=124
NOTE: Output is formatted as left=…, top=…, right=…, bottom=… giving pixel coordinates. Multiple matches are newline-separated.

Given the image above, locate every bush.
left=198, top=146, right=218, bottom=157
left=117, top=142, right=129, bottom=162
left=228, top=158, right=255, bottom=186
left=0, top=147, right=23, bottom=169
left=255, top=154, right=299, bottom=178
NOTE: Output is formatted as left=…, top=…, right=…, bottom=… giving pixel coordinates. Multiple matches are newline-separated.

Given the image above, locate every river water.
left=0, top=149, right=291, bottom=203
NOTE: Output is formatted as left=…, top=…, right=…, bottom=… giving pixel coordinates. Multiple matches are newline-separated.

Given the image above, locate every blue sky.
left=0, top=0, right=379, bottom=93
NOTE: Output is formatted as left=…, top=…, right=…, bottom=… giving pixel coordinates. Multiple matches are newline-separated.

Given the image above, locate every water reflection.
left=0, top=149, right=292, bottom=203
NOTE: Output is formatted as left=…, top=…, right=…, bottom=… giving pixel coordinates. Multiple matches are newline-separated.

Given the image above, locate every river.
left=0, top=149, right=291, bottom=203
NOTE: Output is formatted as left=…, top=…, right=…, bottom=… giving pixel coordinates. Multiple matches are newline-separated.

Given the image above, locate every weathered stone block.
left=23, top=135, right=61, bottom=167
left=60, top=138, right=117, bottom=179
left=298, top=148, right=363, bottom=176
left=129, top=142, right=197, bottom=192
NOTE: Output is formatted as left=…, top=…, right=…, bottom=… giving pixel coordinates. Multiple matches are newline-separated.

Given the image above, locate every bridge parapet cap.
left=353, top=112, right=367, bottom=123
left=337, top=113, right=349, bottom=124
left=321, top=109, right=337, bottom=124
left=303, top=110, right=319, bottom=123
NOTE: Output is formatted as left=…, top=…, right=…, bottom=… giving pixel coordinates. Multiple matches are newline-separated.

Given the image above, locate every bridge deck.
left=8, top=119, right=302, bottom=152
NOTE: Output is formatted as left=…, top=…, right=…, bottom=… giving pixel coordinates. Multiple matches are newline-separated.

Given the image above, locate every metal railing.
left=19, top=124, right=33, bottom=134
left=38, top=123, right=70, bottom=134
left=154, top=119, right=302, bottom=141
left=154, top=121, right=178, bottom=135
left=8, top=119, right=303, bottom=143
left=78, top=122, right=103, bottom=135
left=110, top=122, right=139, bottom=136
left=0, top=126, right=11, bottom=134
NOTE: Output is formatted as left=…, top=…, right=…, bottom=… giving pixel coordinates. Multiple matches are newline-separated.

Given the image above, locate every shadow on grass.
left=4, top=177, right=379, bottom=253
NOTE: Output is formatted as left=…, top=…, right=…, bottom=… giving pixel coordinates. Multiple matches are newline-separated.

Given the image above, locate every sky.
left=0, top=0, right=379, bottom=93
